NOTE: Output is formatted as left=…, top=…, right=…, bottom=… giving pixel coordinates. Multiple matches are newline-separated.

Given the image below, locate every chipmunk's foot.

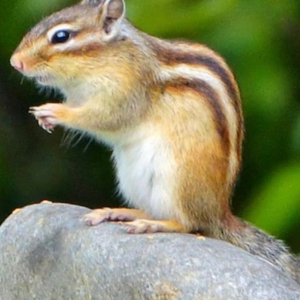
left=29, top=104, right=63, bottom=133
left=84, top=208, right=137, bottom=226
left=123, top=219, right=165, bottom=234
left=122, top=219, right=186, bottom=234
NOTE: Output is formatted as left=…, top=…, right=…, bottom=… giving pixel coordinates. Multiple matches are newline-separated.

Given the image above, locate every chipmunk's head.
left=10, top=0, right=127, bottom=89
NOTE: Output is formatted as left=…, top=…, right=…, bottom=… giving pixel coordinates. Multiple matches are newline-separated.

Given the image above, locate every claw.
left=29, top=104, right=59, bottom=133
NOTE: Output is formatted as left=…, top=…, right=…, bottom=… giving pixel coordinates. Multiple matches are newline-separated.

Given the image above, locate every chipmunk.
left=10, top=0, right=300, bottom=284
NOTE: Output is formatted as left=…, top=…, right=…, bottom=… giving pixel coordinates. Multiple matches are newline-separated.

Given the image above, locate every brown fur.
left=165, top=78, right=230, bottom=157
left=146, top=36, right=244, bottom=163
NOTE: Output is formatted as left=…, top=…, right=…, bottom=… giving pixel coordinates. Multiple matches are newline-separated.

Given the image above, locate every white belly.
left=112, top=134, right=178, bottom=220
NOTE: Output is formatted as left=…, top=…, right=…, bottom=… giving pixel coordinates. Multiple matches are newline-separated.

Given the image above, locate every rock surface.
left=0, top=203, right=299, bottom=300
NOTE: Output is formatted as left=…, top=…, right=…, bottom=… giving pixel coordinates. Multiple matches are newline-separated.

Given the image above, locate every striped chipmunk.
left=10, top=0, right=300, bottom=283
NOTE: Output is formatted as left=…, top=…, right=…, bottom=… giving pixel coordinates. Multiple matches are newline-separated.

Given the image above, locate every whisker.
left=71, top=131, right=87, bottom=148
left=61, top=129, right=79, bottom=148
left=83, top=136, right=94, bottom=153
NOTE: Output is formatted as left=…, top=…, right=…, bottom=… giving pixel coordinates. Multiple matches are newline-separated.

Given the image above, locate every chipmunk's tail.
left=217, top=216, right=300, bottom=284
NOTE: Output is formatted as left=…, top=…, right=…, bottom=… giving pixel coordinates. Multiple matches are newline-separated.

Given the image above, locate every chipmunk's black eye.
left=51, top=30, right=71, bottom=44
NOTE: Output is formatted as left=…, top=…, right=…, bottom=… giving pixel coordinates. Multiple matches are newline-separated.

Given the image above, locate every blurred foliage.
left=0, top=0, right=299, bottom=252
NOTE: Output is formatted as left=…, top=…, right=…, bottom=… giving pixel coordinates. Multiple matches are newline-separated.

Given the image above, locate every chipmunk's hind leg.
left=84, top=208, right=151, bottom=226
left=84, top=209, right=186, bottom=234
left=123, top=219, right=186, bottom=234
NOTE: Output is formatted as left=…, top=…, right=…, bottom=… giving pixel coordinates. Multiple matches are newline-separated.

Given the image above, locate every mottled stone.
left=0, top=203, right=299, bottom=300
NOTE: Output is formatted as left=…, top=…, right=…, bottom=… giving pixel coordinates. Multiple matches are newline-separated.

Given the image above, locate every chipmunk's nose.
left=10, top=53, right=25, bottom=72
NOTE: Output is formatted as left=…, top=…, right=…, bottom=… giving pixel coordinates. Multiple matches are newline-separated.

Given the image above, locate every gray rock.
left=0, top=203, right=299, bottom=300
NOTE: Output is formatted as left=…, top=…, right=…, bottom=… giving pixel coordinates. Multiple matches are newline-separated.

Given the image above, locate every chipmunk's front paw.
left=29, top=103, right=66, bottom=133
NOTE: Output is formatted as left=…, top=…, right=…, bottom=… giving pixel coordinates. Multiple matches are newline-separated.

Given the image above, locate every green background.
left=0, top=0, right=299, bottom=252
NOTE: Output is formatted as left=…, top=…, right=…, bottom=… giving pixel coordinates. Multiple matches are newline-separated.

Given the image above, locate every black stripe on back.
left=165, top=78, right=230, bottom=157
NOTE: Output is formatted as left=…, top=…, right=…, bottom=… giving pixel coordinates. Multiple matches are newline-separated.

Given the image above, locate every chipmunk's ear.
left=81, top=0, right=125, bottom=41
left=100, top=0, right=125, bottom=41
